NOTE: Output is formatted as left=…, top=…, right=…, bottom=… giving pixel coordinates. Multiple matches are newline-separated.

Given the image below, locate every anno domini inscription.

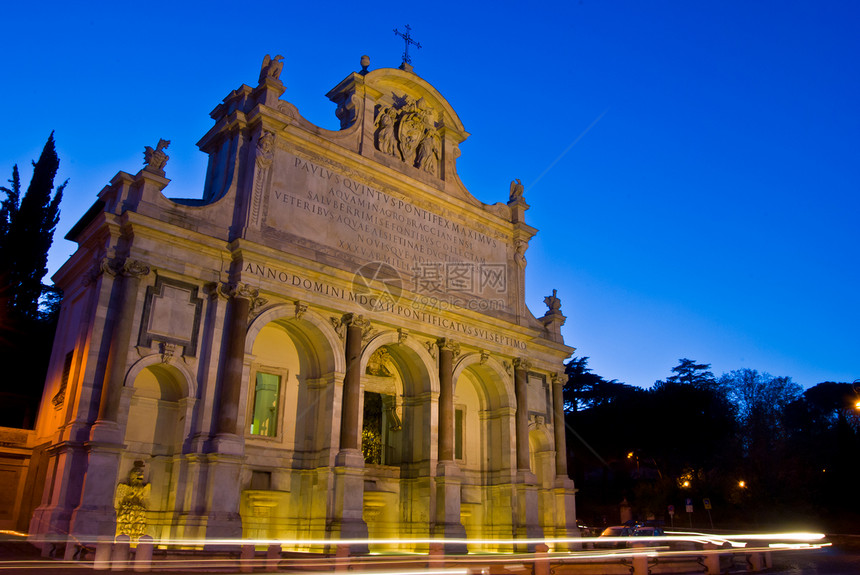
left=267, top=154, right=508, bottom=276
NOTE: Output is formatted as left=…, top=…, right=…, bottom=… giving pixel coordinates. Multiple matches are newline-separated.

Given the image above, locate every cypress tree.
left=0, top=132, right=66, bottom=320
left=0, top=133, right=66, bottom=427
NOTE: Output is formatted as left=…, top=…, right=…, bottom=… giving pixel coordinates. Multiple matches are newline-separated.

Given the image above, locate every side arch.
left=452, top=353, right=515, bottom=411
left=246, top=303, right=344, bottom=374
left=123, top=353, right=197, bottom=399
left=360, top=331, right=439, bottom=396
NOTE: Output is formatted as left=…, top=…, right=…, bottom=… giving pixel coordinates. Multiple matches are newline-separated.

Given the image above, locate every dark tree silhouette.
left=660, top=358, right=716, bottom=389
left=0, top=133, right=66, bottom=428
left=0, top=132, right=65, bottom=321
left=563, top=356, right=629, bottom=412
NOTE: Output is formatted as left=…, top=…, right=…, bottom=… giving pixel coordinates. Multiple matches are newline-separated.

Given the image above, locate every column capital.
left=220, top=282, right=259, bottom=301
left=341, top=312, right=370, bottom=330
left=435, top=337, right=461, bottom=357
left=551, top=372, right=563, bottom=386
left=96, top=257, right=151, bottom=280
left=122, top=259, right=151, bottom=278
left=513, top=357, right=531, bottom=372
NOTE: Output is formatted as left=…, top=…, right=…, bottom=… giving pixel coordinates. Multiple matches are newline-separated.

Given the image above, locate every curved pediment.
left=325, top=65, right=476, bottom=203
left=361, top=67, right=468, bottom=139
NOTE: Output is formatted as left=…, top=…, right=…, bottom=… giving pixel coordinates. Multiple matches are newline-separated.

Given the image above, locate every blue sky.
left=3, top=1, right=858, bottom=388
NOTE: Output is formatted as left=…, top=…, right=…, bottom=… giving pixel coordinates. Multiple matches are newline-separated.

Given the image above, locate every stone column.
left=437, top=338, right=457, bottom=462
left=331, top=313, right=369, bottom=548
left=433, top=339, right=466, bottom=549
left=96, top=260, right=150, bottom=430
left=339, top=313, right=368, bottom=452
left=513, top=358, right=541, bottom=545
left=551, top=374, right=567, bottom=477
left=551, top=373, right=579, bottom=544
left=215, top=283, right=257, bottom=438
left=514, top=358, right=531, bottom=471
left=206, top=282, right=258, bottom=540
left=71, top=259, right=150, bottom=539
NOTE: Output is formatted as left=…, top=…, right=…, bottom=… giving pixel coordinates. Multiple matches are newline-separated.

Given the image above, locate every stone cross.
left=394, top=24, right=421, bottom=65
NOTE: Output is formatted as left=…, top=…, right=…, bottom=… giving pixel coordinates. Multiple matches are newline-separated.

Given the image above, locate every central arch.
left=239, top=304, right=342, bottom=545
left=358, top=332, right=437, bottom=549
left=453, top=353, right=518, bottom=547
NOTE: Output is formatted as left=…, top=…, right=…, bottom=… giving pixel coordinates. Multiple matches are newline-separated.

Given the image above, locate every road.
left=767, top=547, right=860, bottom=574
left=3, top=537, right=860, bottom=574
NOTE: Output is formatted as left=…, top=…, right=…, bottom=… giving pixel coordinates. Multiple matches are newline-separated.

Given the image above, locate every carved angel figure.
left=374, top=107, right=398, bottom=157
left=115, top=460, right=151, bottom=539
left=509, top=178, right=524, bottom=202
left=143, top=139, right=170, bottom=175
left=259, top=54, right=284, bottom=83
left=416, top=129, right=440, bottom=175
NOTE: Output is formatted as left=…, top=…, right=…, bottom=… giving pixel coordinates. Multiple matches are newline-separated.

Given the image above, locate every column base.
left=330, top=449, right=368, bottom=553
left=204, top=454, right=245, bottom=541
left=514, top=480, right=543, bottom=550
left=433, top=460, right=467, bottom=553
left=68, top=438, right=124, bottom=540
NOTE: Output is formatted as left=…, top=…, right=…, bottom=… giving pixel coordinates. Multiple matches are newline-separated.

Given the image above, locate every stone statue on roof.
left=509, top=179, right=524, bottom=202
left=259, top=54, right=284, bottom=83
left=544, top=289, right=562, bottom=313
left=143, top=139, right=170, bottom=176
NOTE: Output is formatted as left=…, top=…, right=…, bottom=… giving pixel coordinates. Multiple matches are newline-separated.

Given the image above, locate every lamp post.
left=853, top=380, right=860, bottom=411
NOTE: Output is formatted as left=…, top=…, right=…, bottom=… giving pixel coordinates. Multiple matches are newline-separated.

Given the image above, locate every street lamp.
left=853, top=380, right=860, bottom=410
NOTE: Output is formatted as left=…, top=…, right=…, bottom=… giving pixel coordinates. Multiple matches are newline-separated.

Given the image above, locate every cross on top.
left=394, top=24, right=421, bottom=65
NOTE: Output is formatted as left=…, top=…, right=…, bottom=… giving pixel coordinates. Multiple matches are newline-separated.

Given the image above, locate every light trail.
left=2, top=529, right=830, bottom=573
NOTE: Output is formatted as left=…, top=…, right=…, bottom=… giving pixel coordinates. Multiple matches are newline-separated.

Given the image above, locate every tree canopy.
left=566, top=357, right=858, bottom=532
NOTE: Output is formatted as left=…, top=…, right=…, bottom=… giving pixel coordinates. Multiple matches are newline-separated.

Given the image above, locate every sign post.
left=685, top=498, right=693, bottom=529
left=667, top=504, right=675, bottom=528
left=703, top=498, right=714, bottom=529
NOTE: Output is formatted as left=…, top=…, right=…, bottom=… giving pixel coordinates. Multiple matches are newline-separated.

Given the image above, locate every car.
left=632, top=525, right=665, bottom=538
left=597, top=525, right=636, bottom=548
left=597, top=523, right=665, bottom=548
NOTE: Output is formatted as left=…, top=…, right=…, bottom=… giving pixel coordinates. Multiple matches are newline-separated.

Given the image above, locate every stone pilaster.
left=70, top=259, right=150, bottom=539
left=205, top=282, right=257, bottom=540
left=93, top=259, right=150, bottom=437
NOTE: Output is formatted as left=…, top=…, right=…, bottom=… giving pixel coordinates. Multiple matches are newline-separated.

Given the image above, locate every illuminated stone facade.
left=27, top=55, right=577, bottom=551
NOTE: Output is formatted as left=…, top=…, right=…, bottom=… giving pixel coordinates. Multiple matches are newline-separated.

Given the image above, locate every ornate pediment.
left=326, top=65, right=469, bottom=188
left=374, top=95, right=441, bottom=176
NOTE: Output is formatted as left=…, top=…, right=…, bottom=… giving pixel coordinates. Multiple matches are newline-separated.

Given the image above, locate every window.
left=362, top=391, right=401, bottom=465
left=362, top=392, right=383, bottom=464
left=250, top=372, right=280, bottom=437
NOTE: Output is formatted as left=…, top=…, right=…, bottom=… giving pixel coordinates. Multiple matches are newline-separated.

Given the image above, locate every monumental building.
left=17, top=54, right=577, bottom=551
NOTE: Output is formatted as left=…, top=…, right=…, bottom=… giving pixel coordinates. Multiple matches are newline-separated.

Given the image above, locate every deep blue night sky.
left=3, top=1, right=858, bottom=388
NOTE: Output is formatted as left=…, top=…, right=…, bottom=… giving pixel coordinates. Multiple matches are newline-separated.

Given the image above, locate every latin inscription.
left=244, top=262, right=526, bottom=350
left=268, top=155, right=507, bottom=280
